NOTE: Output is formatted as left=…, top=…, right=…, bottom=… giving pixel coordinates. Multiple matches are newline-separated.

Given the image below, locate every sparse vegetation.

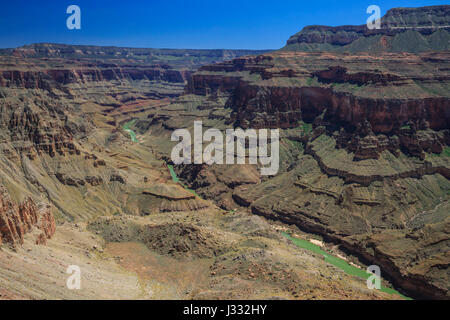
left=429, top=146, right=450, bottom=158
left=297, top=122, right=312, bottom=136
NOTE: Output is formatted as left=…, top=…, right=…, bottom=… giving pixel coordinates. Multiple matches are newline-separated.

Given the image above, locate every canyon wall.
left=186, top=51, right=449, bottom=159
left=285, top=5, right=450, bottom=52
left=0, top=67, right=192, bottom=90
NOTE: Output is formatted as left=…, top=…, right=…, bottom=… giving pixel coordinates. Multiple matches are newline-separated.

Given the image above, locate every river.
left=122, top=121, right=410, bottom=300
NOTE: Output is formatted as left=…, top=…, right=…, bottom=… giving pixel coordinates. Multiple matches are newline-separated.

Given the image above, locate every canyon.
left=0, top=5, right=448, bottom=300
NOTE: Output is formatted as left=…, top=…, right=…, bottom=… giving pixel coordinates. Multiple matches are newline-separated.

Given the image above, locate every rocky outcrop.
left=1, top=96, right=81, bottom=159
left=285, top=5, right=450, bottom=52
left=172, top=163, right=261, bottom=210
left=55, top=173, right=104, bottom=187
left=313, top=66, right=403, bottom=86
left=336, top=123, right=449, bottom=160
left=88, top=216, right=230, bottom=260
left=186, top=73, right=243, bottom=96
left=0, top=185, right=55, bottom=246
left=110, top=174, right=126, bottom=184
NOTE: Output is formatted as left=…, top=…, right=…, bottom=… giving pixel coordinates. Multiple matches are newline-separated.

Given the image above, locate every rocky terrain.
left=1, top=208, right=396, bottom=300
left=136, top=6, right=449, bottom=299
left=0, top=5, right=448, bottom=300
left=0, top=41, right=393, bottom=300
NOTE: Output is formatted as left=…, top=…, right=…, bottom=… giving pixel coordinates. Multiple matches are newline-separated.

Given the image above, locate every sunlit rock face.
left=0, top=185, right=55, bottom=246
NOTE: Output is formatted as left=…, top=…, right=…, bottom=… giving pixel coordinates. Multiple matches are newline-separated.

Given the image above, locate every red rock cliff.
left=0, top=185, right=56, bottom=246
left=187, top=53, right=449, bottom=134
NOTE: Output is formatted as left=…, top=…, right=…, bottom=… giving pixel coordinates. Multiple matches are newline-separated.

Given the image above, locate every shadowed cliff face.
left=224, top=82, right=449, bottom=133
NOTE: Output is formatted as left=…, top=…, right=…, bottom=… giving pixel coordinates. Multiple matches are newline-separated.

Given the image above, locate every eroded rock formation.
left=0, top=185, right=55, bottom=246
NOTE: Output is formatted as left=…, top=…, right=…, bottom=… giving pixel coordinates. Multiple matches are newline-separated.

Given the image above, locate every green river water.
left=282, top=232, right=410, bottom=299
left=122, top=122, right=410, bottom=300
left=167, top=164, right=200, bottom=197
left=123, top=120, right=138, bottom=142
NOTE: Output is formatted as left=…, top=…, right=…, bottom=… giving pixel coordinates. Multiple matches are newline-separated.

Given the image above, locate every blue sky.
left=0, top=0, right=448, bottom=49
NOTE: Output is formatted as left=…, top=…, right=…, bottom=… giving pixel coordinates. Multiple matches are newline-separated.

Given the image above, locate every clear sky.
left=0, top=0, right=448, bottom=49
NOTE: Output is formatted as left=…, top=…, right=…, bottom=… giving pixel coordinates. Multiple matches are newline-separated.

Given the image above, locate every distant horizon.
left=3, top=42, right=275, bottom=51
left=0, top=1, right=448, bottom=50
